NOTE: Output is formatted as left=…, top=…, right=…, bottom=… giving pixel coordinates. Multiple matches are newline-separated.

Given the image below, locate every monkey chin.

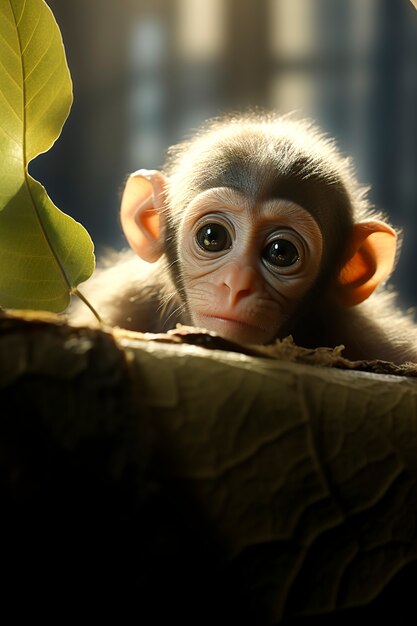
left=195, top=313, right=277, bottom=346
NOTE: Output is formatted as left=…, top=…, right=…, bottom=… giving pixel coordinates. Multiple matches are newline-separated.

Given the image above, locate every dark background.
left=31, top=0, right=417, bottom=309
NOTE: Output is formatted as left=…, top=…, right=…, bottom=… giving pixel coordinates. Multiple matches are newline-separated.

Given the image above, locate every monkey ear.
left=335, top=221, right=397, bottom=306
left=120, top=169, right=168, bottom=263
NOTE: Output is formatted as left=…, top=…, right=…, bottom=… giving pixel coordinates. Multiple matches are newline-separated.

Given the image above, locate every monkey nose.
left=221, top=263, right=259, bottom=304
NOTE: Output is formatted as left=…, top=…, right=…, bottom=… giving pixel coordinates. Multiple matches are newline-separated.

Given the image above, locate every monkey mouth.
left=199, top=313, right=265, bottom=332
left=195, top=311, right=279, bottom=344
left=196, top=313, right=269, bottom=343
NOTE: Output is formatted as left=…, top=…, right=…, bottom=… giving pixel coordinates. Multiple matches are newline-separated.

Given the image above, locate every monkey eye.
left=262, top=239, right=300, bottom=268
left=196, top=223, right=232, bottom=252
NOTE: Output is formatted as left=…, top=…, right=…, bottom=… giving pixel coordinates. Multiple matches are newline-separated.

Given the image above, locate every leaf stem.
left=72, top=288, right=104, bottom=325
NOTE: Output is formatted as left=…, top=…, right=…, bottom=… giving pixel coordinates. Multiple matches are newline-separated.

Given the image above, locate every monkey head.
left=120, top=114, right=397, bottom=345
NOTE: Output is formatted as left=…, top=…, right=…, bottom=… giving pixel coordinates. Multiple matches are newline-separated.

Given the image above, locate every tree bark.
left=1, top=311, right=416, bottom=624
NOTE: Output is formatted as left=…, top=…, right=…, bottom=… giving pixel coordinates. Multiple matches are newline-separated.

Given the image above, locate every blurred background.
left=32, top=0, right=417, bottom=307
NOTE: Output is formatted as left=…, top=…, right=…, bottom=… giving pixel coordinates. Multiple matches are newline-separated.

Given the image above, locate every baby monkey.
left=70, top=112, right=417, bottom=364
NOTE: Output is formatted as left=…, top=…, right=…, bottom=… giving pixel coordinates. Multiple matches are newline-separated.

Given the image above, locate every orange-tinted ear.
left=335, top=221, right=397, bottom=306
left=120, top=169, right=168, bottom=263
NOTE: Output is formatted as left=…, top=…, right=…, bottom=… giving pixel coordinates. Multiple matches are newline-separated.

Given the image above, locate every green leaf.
left=0, top=0, right=95, bottom=312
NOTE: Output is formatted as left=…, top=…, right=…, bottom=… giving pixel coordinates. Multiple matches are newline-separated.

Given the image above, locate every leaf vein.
left=2, top=4, right=14, bottom=27
left=0, top=249, right=52, bottom=259
left=25, top=178, right=73, bottom=291
left=0, top=30, right=20, bottom=58
left=24, top=59, right=62, bottom=110
left=0, top=87, right=22, bottom=123
left=26, top=76, right=69, bottom=140
left=2, top=276, right=62, bottom=284
left=15, top=0, right=27, bottom=27
left=0, top=55, right=23, bottom=90
left=24, top=34, right=55, bottom=83
left=0, top=123, right=20, bottom=149
left=21, top=6, right=42, bottom=55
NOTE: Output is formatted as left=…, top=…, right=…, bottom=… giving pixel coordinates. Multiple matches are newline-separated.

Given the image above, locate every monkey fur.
left=69, top=112, right=417, bottom=365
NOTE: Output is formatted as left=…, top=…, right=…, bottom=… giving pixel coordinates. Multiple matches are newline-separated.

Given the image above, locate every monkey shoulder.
left=321, top=290, right=417, bottom=364
left=356, top=291, right=417, bottom=363
left=67, top=249, right=185, bottom=333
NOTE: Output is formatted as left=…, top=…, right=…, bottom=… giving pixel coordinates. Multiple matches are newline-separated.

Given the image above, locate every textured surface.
left=1, top=312, right=416, bottom=623
left=123, top=337, right=417, bottom=623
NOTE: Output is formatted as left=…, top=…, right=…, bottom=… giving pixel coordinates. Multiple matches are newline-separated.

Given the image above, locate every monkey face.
left=178, top=187, right=323, bottom=344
